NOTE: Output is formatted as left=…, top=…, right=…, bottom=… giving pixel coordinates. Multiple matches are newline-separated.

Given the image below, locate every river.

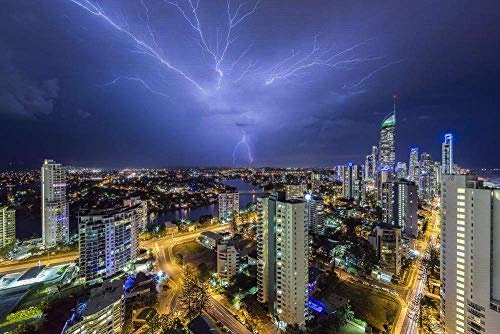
left=152, top=178, right=264, bottom=224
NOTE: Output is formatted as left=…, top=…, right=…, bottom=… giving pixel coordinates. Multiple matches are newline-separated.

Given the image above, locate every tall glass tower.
left=379, top=97, right=397, bottom=171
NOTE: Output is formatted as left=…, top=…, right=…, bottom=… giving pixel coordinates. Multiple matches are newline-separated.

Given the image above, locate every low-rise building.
left=199, top=231, right=223, bottom=249
left=62, top=279, right=125, bottom=334
left=369, top=225, right=401, bottom=277
left=216, top=240, right=239, bottom=282
left=164, top=221, right=179, bottom=235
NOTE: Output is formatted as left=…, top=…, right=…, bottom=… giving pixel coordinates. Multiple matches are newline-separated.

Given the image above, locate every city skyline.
left=0, top=1, right=499, bottom=169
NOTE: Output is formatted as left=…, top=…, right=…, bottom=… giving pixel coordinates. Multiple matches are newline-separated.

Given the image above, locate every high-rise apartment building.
left=123, top=197, right=148, bottom=232
left=257, top=193, right=308, bottom=328
left=419, top=152, right=433, bottom=201
left=369, top=225, right=402, bottom=276
left=396, top=162, right=407, bottom=179
left=218, top=192, right=239, bottom=222
left=379, top=98, right=396, bottom=172
left=78, top=203, right=141, bottom=281
left=306, top=195, right=324, bottom=235
left=217, top=240, right=239, bottom=282
left=41, top=159, right=69, bottom=246
left=440, top=174, right=500, bottom=333
left=409, top=147, right=419, bottom=182
left=310, top=173, right=321, bottom=193
left=342, top=164, right=363, bottom=201
left=381, top=179, right=418, bottom=238
left=0, top=207, right=15, bottom=248
left=442, top=133, right=454, bottom=175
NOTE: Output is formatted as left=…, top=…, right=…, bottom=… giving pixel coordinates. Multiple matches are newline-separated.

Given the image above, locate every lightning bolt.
left=232, top=132, right=253, bottom=165
left=348, top=59, right=406, bottom=88
left=265, top=36, right=381, bottom=85
left=100, top=77, right=169, bottom=98
left=164, top=0, right=260, bottom=89
left=68, top=0, right=206, bottom=93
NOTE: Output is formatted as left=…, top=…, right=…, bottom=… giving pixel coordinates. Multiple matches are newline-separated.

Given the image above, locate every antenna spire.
left=392, top=94, right=397, bottom=117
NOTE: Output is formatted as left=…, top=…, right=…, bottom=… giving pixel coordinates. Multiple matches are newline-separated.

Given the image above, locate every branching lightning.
left=100, top=77, right=169, bottom=98
left=232, top=132, right=253, bottom=165
left=68, top=0, right=206, bottom=93
left=348, top=59, right=405, bottom=88
left=265, top=36, right=381, bottom=85
left=164, top=0, right=260, bottom=89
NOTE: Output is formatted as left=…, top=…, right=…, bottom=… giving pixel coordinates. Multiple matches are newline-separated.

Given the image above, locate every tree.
left=337, top=302, right=354, bottom=326
left=178, top=266, right=210, bottom=319
left=144, top=311, right=186, bottom=334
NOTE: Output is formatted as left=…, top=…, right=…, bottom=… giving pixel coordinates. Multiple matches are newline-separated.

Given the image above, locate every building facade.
left=63, top=279, right=124, bottom=334
left=379, top=112, right=396, bottom=172
left=123, top=197, right=148, bottom=232
left=78, top=204, right=141, bottom=281
left=218, top=192, right=239, bottom=222
left=342, top=164, right=363, bottom=201
left=381, top=179, right=418, bottom=238
left=409, top=147, right=419, bottom=182
left=285, top=183, right=306, bottom=200
left=442, top=133, right=454, bottom=175
left=257, top=193, right=309, bottom=328
left=216, top=240, right=239, bottom=282
left=306, top=195, right=324, bottom=235
left=440, top=174, right=500, bottom=333
left=369, top=225, right=402, bottom=276
left=0, top=207, right=15, bottom=248
left=41, top=159, right=69, bottom=246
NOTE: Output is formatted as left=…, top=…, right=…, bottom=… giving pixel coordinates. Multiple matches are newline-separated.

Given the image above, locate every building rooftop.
left=200, top=231, right=223, bottom=240
left=381, top=113, right=395, bottom=129
left=82, top=279, right=124, bottom=317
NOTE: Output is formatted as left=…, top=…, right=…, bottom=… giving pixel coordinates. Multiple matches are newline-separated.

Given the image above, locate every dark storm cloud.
left=0, top=51, right=60, bottom=119
left=0, top=0, right=499, bottom=168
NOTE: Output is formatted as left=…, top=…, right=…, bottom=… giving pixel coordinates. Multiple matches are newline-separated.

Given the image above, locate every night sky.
left=0, top=0, right=499, bottom=169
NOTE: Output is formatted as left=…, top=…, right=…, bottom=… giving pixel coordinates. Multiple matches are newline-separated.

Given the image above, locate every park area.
left=172, top=241, right=216, bottom=278
left=321, top=279, right=400, bottom=333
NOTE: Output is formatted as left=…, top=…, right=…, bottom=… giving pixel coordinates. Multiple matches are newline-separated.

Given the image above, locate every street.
left=395, top=203, right=440, bottom=334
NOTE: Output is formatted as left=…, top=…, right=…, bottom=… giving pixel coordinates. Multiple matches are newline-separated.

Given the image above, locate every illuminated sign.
left=308, top=297, right=325, bottom=313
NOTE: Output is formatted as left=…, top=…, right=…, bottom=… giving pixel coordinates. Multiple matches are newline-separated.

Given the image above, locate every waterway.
left=153, top=178, right=264, bottom=224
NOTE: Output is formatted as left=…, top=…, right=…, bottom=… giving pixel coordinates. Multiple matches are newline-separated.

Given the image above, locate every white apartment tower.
left=442, top=133, right=454, bottom=175
left=78, top=203, right=141, bottom=281
left=257, top=193, right=309, bottom=328
left=0, top=207, right=15, bottom=248
left=218, top=192, right=239, bottom=222
left=440, top=174, right=500, bottom=333
left=41, top=159, right=69, bottom=246
left=217, top=240, right=239, bottom=282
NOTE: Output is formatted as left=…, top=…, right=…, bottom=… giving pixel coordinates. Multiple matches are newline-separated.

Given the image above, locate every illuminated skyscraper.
left=78, top=203, right=141, bottom=281
left=442, top=133, right=454, bottom=175
left=440, top=174, right=500, bottom=333
left=381, top=179, right=418, bottom=238
left=41, top=159, right=69, bottom=246
left=378, top=97, right=397, bottom=172
left=419, top=152, right=433, bottom=201
left=257, top=193, right=308, bottom=328
left=0, top=207, right=15, bottom=248
left=396, top=162, right=407, bottom=179
left=342, top=164, right=362, bottom=201
left=218, top=192, right=239, bottom=222
left=409, top=147, right=419, bottom=182
left=306, top=194, right=324, bottom=235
